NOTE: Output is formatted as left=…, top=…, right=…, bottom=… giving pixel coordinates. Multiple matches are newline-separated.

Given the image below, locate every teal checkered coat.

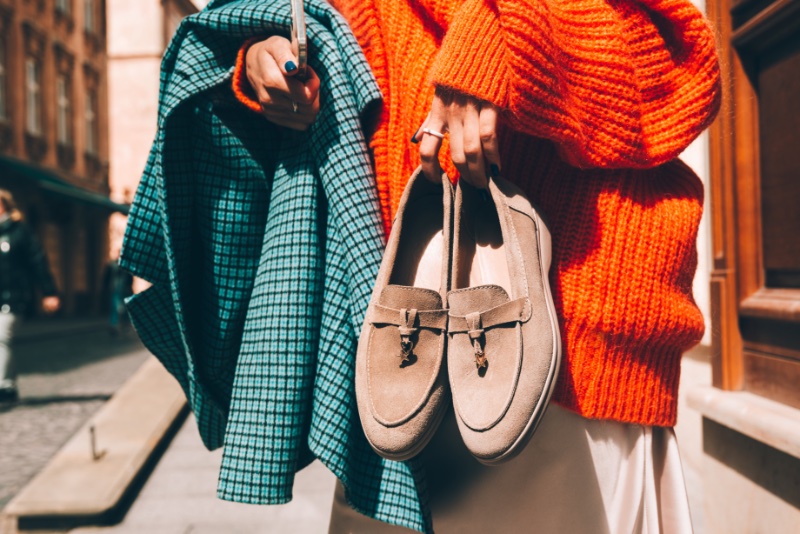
left=120, top=0, right=431, bottom=531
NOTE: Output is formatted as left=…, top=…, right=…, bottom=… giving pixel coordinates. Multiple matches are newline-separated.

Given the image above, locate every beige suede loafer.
left=356, top=168, right=453, bottom=461
left=447, top=177, right=561, bottom=465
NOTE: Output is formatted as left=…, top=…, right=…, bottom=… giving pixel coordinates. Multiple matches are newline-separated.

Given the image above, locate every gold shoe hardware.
left=398, top=308, right=419, bottom=364
left=466, top=312, right=487, bottom=369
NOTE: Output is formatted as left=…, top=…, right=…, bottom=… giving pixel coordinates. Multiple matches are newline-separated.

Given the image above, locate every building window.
left=25, top=58, right=43, bottom=136
left=84, top=0, right=94, bottom=33
left=55, top=0, right=70, bottom=15
left=0, top=39, right=6, bottom=122
left=56, top=76, right=72, bottom=145
left=85, top=89, right=97, bottom=155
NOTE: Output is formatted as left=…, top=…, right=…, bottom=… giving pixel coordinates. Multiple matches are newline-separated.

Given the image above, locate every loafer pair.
left=356, top=168, right=561, bottom=464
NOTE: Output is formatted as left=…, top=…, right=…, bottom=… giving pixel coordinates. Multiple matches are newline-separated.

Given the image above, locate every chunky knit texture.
left=232, top=0, right=721, bottom=426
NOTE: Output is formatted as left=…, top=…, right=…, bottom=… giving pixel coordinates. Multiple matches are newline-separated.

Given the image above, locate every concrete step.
left=1, top=358, right=188, bottom=532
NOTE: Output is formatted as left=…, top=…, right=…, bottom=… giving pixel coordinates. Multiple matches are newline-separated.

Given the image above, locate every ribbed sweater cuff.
left=232, top=38, right=263, bottom=113
left=429, top=0, right=508, bottom=108
left=553, top=324, right=688, bottom=427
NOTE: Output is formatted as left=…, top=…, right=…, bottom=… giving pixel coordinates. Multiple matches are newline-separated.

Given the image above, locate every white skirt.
left=329, top=404, right=693, bottom=533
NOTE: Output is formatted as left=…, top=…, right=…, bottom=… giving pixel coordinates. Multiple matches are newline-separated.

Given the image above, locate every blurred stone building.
left=106, top=0, right=205, bottom=294
left=0, top=0, right=126, bottom=316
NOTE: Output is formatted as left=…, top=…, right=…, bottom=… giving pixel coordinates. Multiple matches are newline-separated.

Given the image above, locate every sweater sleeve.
left=429, top=0, right=721, bottom=169
left=231, top=38, right=263, bottom=113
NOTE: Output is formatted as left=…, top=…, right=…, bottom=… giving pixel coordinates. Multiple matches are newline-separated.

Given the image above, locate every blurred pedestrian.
left=102, top=240, right=133, bottom=336
left=0, top=190, right=60, bottom=403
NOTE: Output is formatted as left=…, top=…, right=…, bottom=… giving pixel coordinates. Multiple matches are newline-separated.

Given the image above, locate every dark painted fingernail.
left=490, top=164, right=500, bottom=178
left=284, top=60, right=298, bottom=73
left=411, top=127, right=421, bottom=144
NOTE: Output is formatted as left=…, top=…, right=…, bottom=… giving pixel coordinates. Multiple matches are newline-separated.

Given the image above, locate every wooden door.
left=708, top=0, right=800, bottom=407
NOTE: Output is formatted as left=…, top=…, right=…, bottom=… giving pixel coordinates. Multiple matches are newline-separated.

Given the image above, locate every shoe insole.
left=390, top=195, right=444, bottom=292
left=468, top=198, right=511, bottom=293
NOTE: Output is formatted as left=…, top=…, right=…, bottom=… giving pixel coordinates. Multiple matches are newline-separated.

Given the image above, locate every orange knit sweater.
left=232, top=0, right=721, bottom=426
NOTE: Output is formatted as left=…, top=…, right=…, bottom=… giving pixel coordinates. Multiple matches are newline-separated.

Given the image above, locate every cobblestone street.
left=0, top=323, right=149, bottom=507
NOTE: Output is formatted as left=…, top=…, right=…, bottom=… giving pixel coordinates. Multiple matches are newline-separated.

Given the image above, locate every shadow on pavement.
left=14, top=327, right=144, bottom=376
left=0, top=394, right=113, bottom=413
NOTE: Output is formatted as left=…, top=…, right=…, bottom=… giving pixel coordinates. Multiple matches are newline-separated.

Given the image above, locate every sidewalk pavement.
left=63, top=349, right=708, bottom=534
left=0, top=328, right=149, bottom=509
left=69, top=416, right=337, bottom=534
left=18, top=334, right=704, bottom=534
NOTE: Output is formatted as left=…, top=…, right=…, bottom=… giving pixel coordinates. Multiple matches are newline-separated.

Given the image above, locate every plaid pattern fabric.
left=120, top=1, right=431, bottom=532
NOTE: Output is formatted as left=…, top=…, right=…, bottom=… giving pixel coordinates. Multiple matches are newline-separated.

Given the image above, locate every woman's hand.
left=417, top=88, right=501, bottom=187
left=245, top=36, right=321, bottom=131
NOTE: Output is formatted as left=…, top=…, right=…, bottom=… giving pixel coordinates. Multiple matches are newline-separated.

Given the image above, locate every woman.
left=0, top=190, right=60, bottom=402
left=232, top=0, right=720, bottom=531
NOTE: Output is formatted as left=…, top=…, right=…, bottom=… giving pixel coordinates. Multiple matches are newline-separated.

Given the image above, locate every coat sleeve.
left=428, top=0, right=721, bottom=169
